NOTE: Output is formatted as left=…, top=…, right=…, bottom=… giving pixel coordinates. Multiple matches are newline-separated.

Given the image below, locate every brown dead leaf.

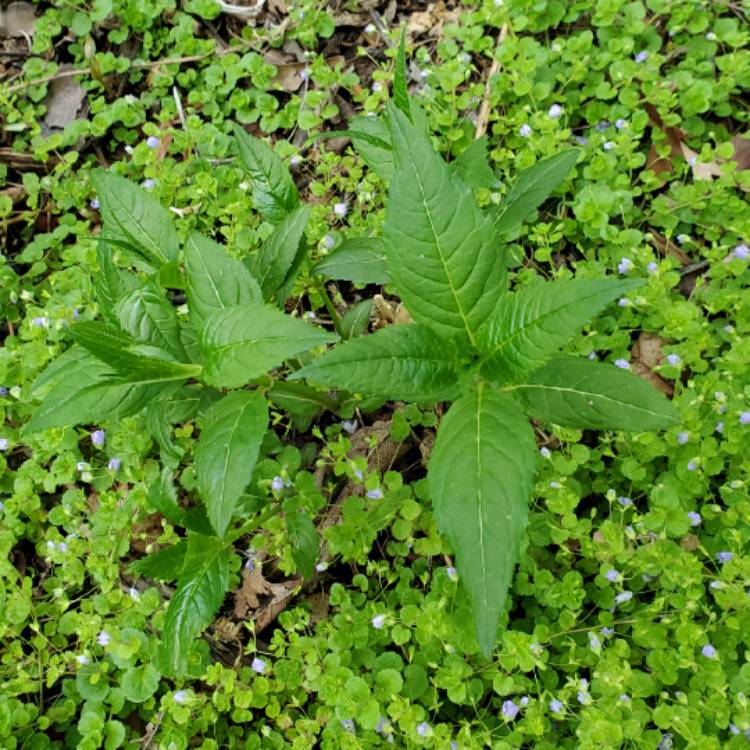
left=649, top=230, right=690, bottom=266
left=42, top=65, right=86, bottom=132
left=233, top=561, right=302, bottom=634
left=680, top=533, right=700, bottom=552
left=1, top=2, right=37, bottom=37
left=233, top=564, right=270, bottom=616
left=631, top=332, right=674, bottom=397
left=212, top=617, right=242, bottom=641
left=407, top=1, right=461, bottom=37
left=731, top=135, right=750, bottom=171
left=372, top=295, right=411, bottom=328
left=679, top=143, right=723, bottom=181
left=306, top=592, right=330, bottom=625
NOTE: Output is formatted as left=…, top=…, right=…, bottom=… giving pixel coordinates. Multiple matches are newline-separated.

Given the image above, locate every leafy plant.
left=292, top=67, right=680, bottom=655
left=24, top=147, right=336, bottom=674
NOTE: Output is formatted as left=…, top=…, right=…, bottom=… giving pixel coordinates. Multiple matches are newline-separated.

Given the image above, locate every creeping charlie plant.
left=25, top=33, right=677, bottom=670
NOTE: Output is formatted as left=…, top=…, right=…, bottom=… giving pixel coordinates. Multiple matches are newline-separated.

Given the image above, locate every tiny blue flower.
left=595, top=121, right=610, bottom=131
left=290, top=155, right=302, bottom=167
left=617, top=297, right=630, bottom=307
left=716, top=551, right=733, bottom=563
left=618, top=496, right=633, bottom=507
left=91, top=429, right=105, bottom=447
left=0, top=387, right=7, bottom=396
left=634, top=51, right=649, bottom=63
left=501, top=700, right=519, bottom=720
left=709, top=580, right=725, bottom=590
left=733, top=243, right=749, bottom=260
left=677, top=431, right=689, bottom=445
left=740, top=411, right=750, bottom=425
left=371, top=614, right=386, bottom=629
left=701, top=644, right=717, bottom=658
left=446, top=566, right=458, bottom=581
left=519, top=124, right=532, bottom=138
left=676, top=234, right=690, bottom=245
left=520, top=696, right=529, bottom=706
left=251, top=657, right=267, bottom=673
left=647, top=261, right=659, bottom=274
left=687, top=460, right=697, bottom=471
left=658, top=732, right=673, bottom=750
left=575, top=135, right=588, bottom=146
left=333, top=201, right=348, bottom=218
left=615, top=118, right=627, bottom=129
left=366, top=488, right=383, bottom=500
left=416, top=722, right=431, bottom=737
left=715, top=421, right=724, bottom=433
left=97, top=630, right=111, bottom=647
left=76, top=654, right=89, bottom=665
left=460, top=53, right=471, bottom=64
left=705, top=32, right=717, bottom=41
left=146, top=135, right=160, bottom=149
left=548, top=104, right=563, bottom=118
left=577, top=691, right=592, bottom=705
left=173, top=690, right=189, bottom=704
left=588, top=351, right=598, bottom=360
left=342, top=420, right=358, bottom=434
left=315, top=561, right=328, bottom=572
left=619, top=693, right=630, bottom=702
left=601, top=627, right=614, bottom=636
left=589, top=633, right=601, bottom=651
left=729, top=724, right=740, bottom=736
left=0, top=438, right=8, bottom=451
left=31, top=316, right=49, bottom=328
left=129, top=587, right=140, bottom=600
left=603, top=141, right=616, bottom=151
left=617, top=258, right=633, bottom=274
left=108, top=457, right=121, bottom=472
left=58, top=542, right=68, bottom=552
left=549, top=698, right=563, bottom=713
left=615, top=590, right=633, bottom=604
left=667, top=353, right=682, bottom=366
left=530, top=642, right=544, bottom=656
left=142, top=179, right=155, bottom=189
left=340, top=719, right=355, bottom=733
left=687, top=511, right=701, bottom=526
left=90, top=198, right=100, bottom=209
left=271, top=476, right=284, bottom=492
left=605, top=569, right=620, bottom=582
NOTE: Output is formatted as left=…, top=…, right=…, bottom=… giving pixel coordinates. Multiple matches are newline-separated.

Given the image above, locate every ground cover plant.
left=1, top=0, right=750, bottom=748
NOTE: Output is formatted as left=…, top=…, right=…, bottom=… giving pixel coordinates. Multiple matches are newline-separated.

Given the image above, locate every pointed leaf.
left=286, top=508, right=318, bottom=578
left=92, top=170, right=179, bottom=266
left=95, top=242, right=139, bottom=326
left=233, top=124, right=298, bottom=223
left=200, top=303, right=337, bottom=388
left=131, top=539, right=188, bottom=581
left=428, top=385, right=536, bottom=656
left=450, top=137, right=495, bottom=189
left=494, top=150, right=579, bottom=238
left=513, top=355, right=680, bottom=431
left=251, top=205, right=310, bottom=297
left=478, top=278, right=643, bottom=382
left=290, top=323, right=462, bottom=402
left=312, top=238, right=390, bottom=285
left=393, top=28, right=411, bottom=118
left=195, top=390, right=268, bottom=538
left=160, top=535, right=230, bottom=676
left=184, top=232, right=262, bottom=328
left=384, top=107, right=505, bottom=344
left=340, top=299, right=373, bottom=339
left=349, top=115, right=395, bottom=180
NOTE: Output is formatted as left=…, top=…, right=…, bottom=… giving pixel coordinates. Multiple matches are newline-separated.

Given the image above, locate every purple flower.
left=315, top=561, right=327, bottom=572
left=548, top=104, right=564, bottom=118
left=701, top=644, right=716, bottom=658
left=416, top=722, right=431, bottom=737
left=530, top=642, right=544, bottom=656
left=730, top=724, right=741, bottom=736
left=251, top=657, right=267, bottom=674
left=145, top=135, right=160, bottom=149
left=716, top=551, right=733, bottom=564
left=91, top=429, right=105, bottom=447
left=519, top=124, right=532, bottom=138
left=520, top=696, right=529, bottom=706
left=603, top=141, right=616, bottom=151
left=715, top=421, right=724, bottom=434
left=617, top=257, right=633, bottom=274
left=501, top=700, right=519, bottom=720
left=142, top=179, right=155, bottom=189
left=618, top=496, right=633, bottom=507
left=619, top=693, right=630, bottom=702
left=618, top=297, right=630, bottom=307
left=634, top=51, right=649, bottom=63
left=72, top=308, right=79, bottom=319
left=539, top=446, right=551, bottom=458
left=340, top=719, right=355, bottom=733
left=732, top=243, right=749, bottom=260
left=614, top=359, right=629, bottom=370
left=615, top=590, right=633, bottom=605
left=0, top=386, right=7, bottom=396
left=342, top=420, right=358, bottom=434
left=577, top=691, right=592, bottom=705
left=366, top=488, right=383, bottom=500
left=687, top=511, right=701, bottom=526
left=588, top=351, right=598, bottom=360
left=740, top=411, right=750, bottom=425
left=605, top=569, right=620, bottom=582
left=595, top=121, right=611, bottom=131
left=647, top=261, right=659, bottom=274
left=677, top=431, right=689, bottom=445
left=446, top=566, right=458, bottom=581
left=575, top=135, right=588, bottom=146
left=173, top=690, right=189, bottom=704
left=97, top=630, right=111, bottom=647
left=709, top=580, right=725, bottom=590
left=601, top=627, right=614, bottom=636
left=0, top=439, right=8, bottom=451
left=549, top=698, right=563, bottom=713
left=76, top=654, right=89, bottom=665
left=658, top=732, right=673, bottom=750
left=271, top=476, right=284, bottom=492
left=371, top=614, right=386, bottom=629
left=108, top=457, right=121, bottom=472
left=589, top=633, right=601, bottom=650
left=333, top=202, right=349, bottom=218
left=31, top=316, right=49, bottom=328
left=687, top=460, right=697, bottom=471
left=90, top=198, right=100, bottom=210
left=667, top=354, right=682, bottom=366
left=676, top=234, right=690, bottom=245
left=615, top=118, right=627, bottom=130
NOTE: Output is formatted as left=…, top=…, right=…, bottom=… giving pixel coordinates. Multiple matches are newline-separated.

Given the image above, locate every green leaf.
left=131, top=539, right=188, bottom=581
left=340, top=299, right=373, bottom=339
left=274, top=236, right=308, bottom=305
left=478, top=278, right=643, bottom=382
left=312, top=238, right=390, bottom=285
left=195, top=391, right=268, bottom=538
left=494, top=150, right=579, bottom=238
left=349, top=115, right=395, bottom=180
left=384, top=107, right=504, bottom=344
left=450, top=137, right=495, bottom=189
left=250, top=205, right=310, bottom=298
left=200, top=303, right=337, bottom=388
left=92, top=170, right=179, bottom=266
left=233, top=124, right=298, bottom=223
left=428, top=385, right=537, bottom=656
left=268, top=381, right=337, bottom=424
left=117, top=279, right=188, bottom=361
left=160, top=534, right=230, bottom=677
left=290, top=324, right=462, bottom=403
left=512, top=355, right=680, bottom=431
left=121, top=664, right=160, bottom=704
left=393, top=28, right=411, bottom=118
left=95, top=242, right=140, bottom=326
left=286, top=508, right=318, bottom=578
left=184, top=232, right=262, bottom=329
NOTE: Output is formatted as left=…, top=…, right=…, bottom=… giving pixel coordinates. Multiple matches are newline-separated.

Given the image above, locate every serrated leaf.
left=268, top=381, right=337, bottom=415
left=478, top=278, right=643, bottom=382
left=200, top=303, right=337, bottom=388
left=95, top=242, right=140, bottom=326
left=251, top=205, right=310, bottom=298
left=92, top=170, right=179, bottom=266
left=290, top=324, right=462, bottom=402
left=450, top=137, right=495, bottom=189
left=384, top=107, right=505, bottom=344
left=131, top=539, right=188, bottom=581
left=513, top=355, right=680, bottom=431
left=349, top=115, right=395, bottom=180
left=160, top=535, right=230, bottom=676
left=428, top=385, right=536, bottom=656
left=233, top=124, right=298, bottom=223
left=340, top=299, right=373, bottom=339
left=117, top=279, right=188, bottom=361
left=494, top=150, right=579, bottom=238
left=195, top=390, right=268, bottom=538
left=286, top=509, right=318, bottom=578
left=312, top=238, right=390, bottom=285
left=185, top=232, right=262, bottom=328
left=393, top=28, right=410, bottom=118
left=274, top=235, right=308, bottom=305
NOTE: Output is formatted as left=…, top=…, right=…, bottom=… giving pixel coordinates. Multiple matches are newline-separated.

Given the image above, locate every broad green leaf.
left=184, top=232, right=262, bottom=328
left=450, top=137, right=495, bottom=189
left=195, top=390, right=268, bottom=538
left=70, top=322, right=201, bottom=382
left=144, top=466, right=212, bottom=537
left=384, top=107, right=505, bottom=344
left=233, top=124, right=298, bottom=223
left=160, top=534, right=230, bottom=676
left=92, top=170, right=179, bottom=266
left=350, top=115, right=395, bottom=180
left=494, top=150, right=579, bottom=238
left=428, top=385, right=536, bottom=656
left=117, top=279, right=188, bottom=361
left=95, top=242, right=139, bottom=326
left=29, top=345, right=90, bottom=399
left=200, top=303, right=337, bottom=388
left=268, top=381, right=337, bottom=420
left=393, top=28, right=411, bottom=118
left=251, top=206, right=310, bottom=297
left=312, top=238, right=390, bottom=285
left=274, top=235, right=308, bottom=306
left=290, top=324, right=462, bottom=402
left=340, top=299, right=373, bottom=339
left=478, top=278, right=643, bottom=382
left=513, top=355, right=680, bottom=431
left=131, top=539, right=188, bottom=581
left=286, top=508, right=318, bottom=578
left=121, top=664, right=160, bottom=704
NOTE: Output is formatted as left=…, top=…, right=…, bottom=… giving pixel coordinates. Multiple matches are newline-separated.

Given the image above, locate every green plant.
left=292, top=58, right=680, bottom=655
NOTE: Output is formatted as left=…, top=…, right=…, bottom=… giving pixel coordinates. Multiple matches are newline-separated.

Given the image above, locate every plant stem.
left=316, top=279, right=344, bottom=337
